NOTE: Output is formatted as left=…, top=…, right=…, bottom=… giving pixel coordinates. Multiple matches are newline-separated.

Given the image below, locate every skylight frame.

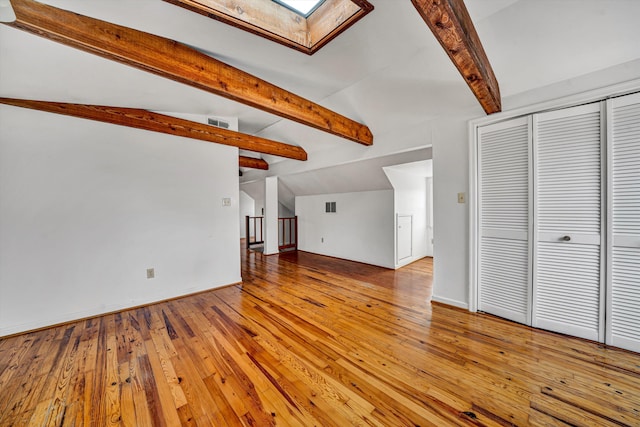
left=163, top=0, right=374, bottom=55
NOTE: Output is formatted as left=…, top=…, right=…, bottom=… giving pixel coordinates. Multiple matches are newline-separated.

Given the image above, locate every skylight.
left=164, top=0, right=373, bottom=55
left=274, top=0, right=324, bottom=16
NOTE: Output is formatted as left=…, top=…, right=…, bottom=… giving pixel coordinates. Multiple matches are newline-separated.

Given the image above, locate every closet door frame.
left=469, top=77, right=640, bottom=314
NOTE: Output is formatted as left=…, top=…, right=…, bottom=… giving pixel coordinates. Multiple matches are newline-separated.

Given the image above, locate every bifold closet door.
left=533, top=103, right=604, bottom=341
left=478, top=117, right=532, bottom=324
left=607, top=93, right=640, bottom=353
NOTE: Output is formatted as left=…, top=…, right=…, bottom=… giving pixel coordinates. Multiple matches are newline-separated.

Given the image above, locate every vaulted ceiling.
left=2, top=0, right=640, bottom=189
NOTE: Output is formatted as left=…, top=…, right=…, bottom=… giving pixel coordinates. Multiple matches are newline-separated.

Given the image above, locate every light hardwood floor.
left=1, top=248, right=639, bottom=426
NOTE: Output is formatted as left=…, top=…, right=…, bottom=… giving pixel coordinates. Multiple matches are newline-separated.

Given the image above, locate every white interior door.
left=397, top=215, right=412, bottom=261
left=478, top=117, right=532, bottom=324
left=606, top=93, right=640, bottom=352
left=533, top=103, right=604, bottom=341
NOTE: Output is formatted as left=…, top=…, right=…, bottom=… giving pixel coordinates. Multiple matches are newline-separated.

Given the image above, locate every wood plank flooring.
left=1, top=248, right=640, bottom=426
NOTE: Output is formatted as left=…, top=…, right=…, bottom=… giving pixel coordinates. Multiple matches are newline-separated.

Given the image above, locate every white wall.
left=431, top=116, right=473, bottom=309
left=383, top=168, right=429, bottom=268
left=239, top=190, right=255, bottom=239
left=240, top=180, right=265, bottom=217
left=296, top=190, right=394, bottom=268
left=278, top=203, right=294, bottom=218
left=0, top=106, right=241, bottom=336
left=264, top=176, right=279, bottom=255
left=278, top=179, right=296, bottom=214
left=426, top=177, right=434, bottom=257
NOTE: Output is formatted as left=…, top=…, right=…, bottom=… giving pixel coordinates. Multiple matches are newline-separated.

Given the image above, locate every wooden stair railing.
left=245, top=216, right=264, bottom=249
left=278, top=216, right=297, bottom=251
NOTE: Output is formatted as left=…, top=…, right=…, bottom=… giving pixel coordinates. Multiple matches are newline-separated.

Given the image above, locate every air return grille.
left=208, top=118, right=230, bottom=129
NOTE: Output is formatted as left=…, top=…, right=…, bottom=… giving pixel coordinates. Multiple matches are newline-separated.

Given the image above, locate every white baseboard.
left=298, top=249, right=395, bottom=269
left=0, top=277, right=242, bottom=337
left=430, top=295, right=469, bottom=310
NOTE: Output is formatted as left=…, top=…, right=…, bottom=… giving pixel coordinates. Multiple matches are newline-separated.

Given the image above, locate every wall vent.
left=325, top=202, right=336, bottom=213
left=208, top=117, right=230, bottom=129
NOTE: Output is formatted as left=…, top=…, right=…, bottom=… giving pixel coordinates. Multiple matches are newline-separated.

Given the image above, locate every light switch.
left=222, top=197, right=231, bottom=207
left=457, top=192, right=466, bottom=204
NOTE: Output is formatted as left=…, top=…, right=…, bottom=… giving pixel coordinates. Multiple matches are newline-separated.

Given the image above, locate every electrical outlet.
left=146, top=268, right=155, bottom=279
left=222, top=197, right=231, bottom=207
left=457, top=192, right=466, bottom=204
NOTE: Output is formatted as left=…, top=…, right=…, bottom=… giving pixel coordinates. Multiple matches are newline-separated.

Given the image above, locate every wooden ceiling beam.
left=239, top=156, right=269, bottom=170
left=0, top=98, right=307, bottom=161
left=6, top=0, right=373, bottom=145
left=411, top=0, right=501, bottom=114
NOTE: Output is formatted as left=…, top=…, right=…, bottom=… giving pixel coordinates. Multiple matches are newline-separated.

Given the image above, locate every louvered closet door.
left=607, top=93, right=640, bottom=353
left=478, top=117, right=532, bottom=324
left=533, top=103, right=604, bottom=341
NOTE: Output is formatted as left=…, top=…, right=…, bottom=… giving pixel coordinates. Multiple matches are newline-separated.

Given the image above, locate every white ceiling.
left=277, top=147, right=432, bottom=197
left=2, top=0, right=640, bottom=194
